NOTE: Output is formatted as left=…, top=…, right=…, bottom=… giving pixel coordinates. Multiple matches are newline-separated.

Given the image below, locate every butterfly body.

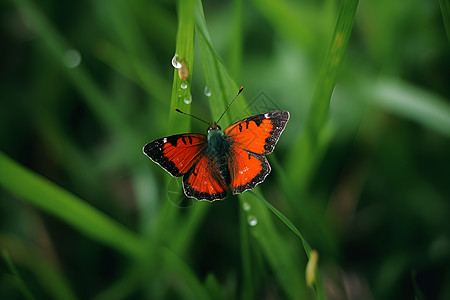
left=143, top=110, right=290, bottom=201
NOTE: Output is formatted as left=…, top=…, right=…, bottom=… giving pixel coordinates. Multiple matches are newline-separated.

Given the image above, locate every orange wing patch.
left=183, top=155, right=228, bottom=201
left=143, top=134, right=206, bottom=177
left=224, top=111, right=289, bottom=155
left=229, top=147, right=271, bottom=194
left=225, top=119, right=273, bottom=154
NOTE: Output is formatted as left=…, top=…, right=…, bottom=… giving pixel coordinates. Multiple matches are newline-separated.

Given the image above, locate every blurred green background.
left=1, top=0, right=450, bottom=299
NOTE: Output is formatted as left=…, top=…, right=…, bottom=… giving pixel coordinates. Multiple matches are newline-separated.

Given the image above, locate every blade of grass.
left=239, top=192, right=307, bottom=299
left=286, top=0, right=359, bottom=192
left=204, top=274, right=227, bottom=300
left=370, top=77, right=450, bottom=137
left=13, top=0, right=137, bottom=140
left=94, top=40, right=169, bottom=104
left=168, top=0, right=196, bottom=132
left=195, top=2, right=308, bottom=298
left=153, top=0, right=211, bottom=257
left=439, top=0, right=450, bottom=45
left=140, top=3, right=212, bottom=299
left=0, top=152, right=145, bottom=259
left=3, top=250, right=37, bottom=300
left=160, top=247, right=212, bottom=300
left=195, top=0, right=242, bottom=125
left=99, top=0, right=170, bottom=103
left=239, top=198, right=254, bottom=300
left=1, top=236, right=77, bottom=300
left=250, top=191, right=327, bottom=299
left=229, top=0, right=243, bottom=82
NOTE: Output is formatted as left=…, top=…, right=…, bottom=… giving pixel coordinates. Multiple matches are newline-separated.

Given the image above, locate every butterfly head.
left=207, top=122, right=222, bottom=133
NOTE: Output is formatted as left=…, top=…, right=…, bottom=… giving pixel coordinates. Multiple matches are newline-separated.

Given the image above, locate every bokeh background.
left=1, top=0, right=450, bottom=299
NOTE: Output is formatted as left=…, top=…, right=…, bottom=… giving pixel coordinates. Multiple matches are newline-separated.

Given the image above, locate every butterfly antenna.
left=216, top=86, right=244, bottom=124
left=174, top=108, right=210, bottom=126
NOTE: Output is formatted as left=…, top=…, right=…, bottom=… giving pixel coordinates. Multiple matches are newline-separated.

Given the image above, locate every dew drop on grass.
left=204, top=86, right=212, bottom=97
left=242, top=201, right=251, bottom=211
left=180, top=82, right=188, bottom=89
left=247, top=215, right=258, bottom=226
left=171, top=53, right=182, bottom=69
left=183, top=94, right=192, bottom=104
left=62, top=49, right=81, bottom=68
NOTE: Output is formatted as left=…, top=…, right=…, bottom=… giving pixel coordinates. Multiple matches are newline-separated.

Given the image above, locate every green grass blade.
left=439, top=0, right=450, bottom=45
left=250, top=191, right=312, bottom=254
left=250, top=192, right=327, bottom=299
left=370, top=77, right=450, bottom=137
left=195, top=0, right=243, bottom=124
left=161, top=247, right=212, bottom=300
left=1, top=236, right=78, bottom=300
left=229, top=0, right=243, bottom=82
left=195, top=2, right=309, bottom=298
left=287, top=0, right=359, bottom=191
left=239, top=198, right=254, bottom=300
left=100, top=0, right=168, bottom=101
left=0, top=152, right=145, bottom=259
left=13, top=0, right=139, bottom=143
left=239, top=192, right=306, bottom=299
left=169, top=0, right=196, bottom=132
left=3, top=250, right=37, bottom=300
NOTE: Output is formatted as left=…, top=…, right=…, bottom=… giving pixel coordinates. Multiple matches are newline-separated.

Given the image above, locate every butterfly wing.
left=143, top=133, right=227, bottom=201
left=143, top=133, right=207, bottom=176
left=183, top=155, right=228, bottom=201
left=224, top=111, right=289, bottom=194
left=224, top=111, right=290, bottom=155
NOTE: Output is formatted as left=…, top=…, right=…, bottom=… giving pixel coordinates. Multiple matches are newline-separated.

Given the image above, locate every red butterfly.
left=143, top=87, right=289, bottom=201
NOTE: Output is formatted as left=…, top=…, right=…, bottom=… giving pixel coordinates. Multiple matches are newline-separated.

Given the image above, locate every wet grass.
left=1, top=0, right=450, bottom=299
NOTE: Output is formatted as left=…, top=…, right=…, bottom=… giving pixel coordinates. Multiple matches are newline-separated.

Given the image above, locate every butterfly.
left=143, top=87, right=289, bottom=201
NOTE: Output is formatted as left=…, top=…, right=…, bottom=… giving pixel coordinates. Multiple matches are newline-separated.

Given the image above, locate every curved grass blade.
left=1, top=237, right=77, bottom=300
left=287, top=0, right=359, bottom=191
left=195, top=1, right=308, bottom=298
left=250, top=191, right=327, bottom=299
left=439, top=0, right=450, bottom=46
left=3, top=250, right=37, bottom=300
left=0, top=152, right=145, bottom=259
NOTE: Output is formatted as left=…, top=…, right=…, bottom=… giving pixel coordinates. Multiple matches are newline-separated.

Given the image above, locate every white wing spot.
left=163, top=138, right=168, bottom=143
left=264, top=113, right=269, bottom=118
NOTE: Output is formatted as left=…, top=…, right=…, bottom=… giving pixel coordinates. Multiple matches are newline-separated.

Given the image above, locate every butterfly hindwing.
left=143, top=133, right=207, bottom=177
left=183, top=154, right=228, bottom=201
left=228, top=147, right=271, bottom=194
left=224, top=110, right=290, bottom=154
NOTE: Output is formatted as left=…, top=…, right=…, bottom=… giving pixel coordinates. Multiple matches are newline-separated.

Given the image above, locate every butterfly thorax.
left=207, top=124, right=231, bottom=157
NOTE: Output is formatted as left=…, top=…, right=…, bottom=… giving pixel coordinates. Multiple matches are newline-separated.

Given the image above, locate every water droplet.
left=247, top=215, right=258, bottom=226
left=62, top=49, right=81, bottom=68
left=180, top=82, right=188, bottom=89
left=242, top=202, right=251, bottom=211
left=171, top=53, right=182, bottom=69
left=204, top=86, right=212, bottom=97
left=183, top=94, right=192, bottom=104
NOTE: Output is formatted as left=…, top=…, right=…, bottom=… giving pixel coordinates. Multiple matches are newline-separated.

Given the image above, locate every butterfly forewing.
left=143, top=133, right=207, bottom=177
left=224, top=111, right=290, bottom=154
